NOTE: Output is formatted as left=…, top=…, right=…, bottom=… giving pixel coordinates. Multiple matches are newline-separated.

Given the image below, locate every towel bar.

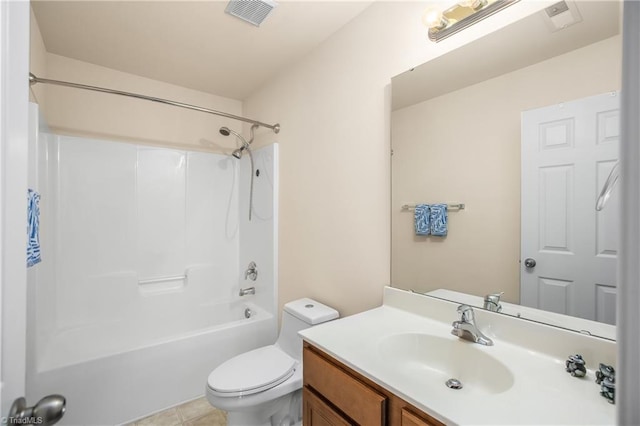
left=401, top=203, right=465, bottom=211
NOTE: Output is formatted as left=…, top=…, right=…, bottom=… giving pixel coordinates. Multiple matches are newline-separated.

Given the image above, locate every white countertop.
left=299, top=287, right=616, bottom=425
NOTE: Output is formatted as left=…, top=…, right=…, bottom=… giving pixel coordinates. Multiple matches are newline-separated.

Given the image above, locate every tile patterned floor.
left=128, top=397, right=227, bottom=426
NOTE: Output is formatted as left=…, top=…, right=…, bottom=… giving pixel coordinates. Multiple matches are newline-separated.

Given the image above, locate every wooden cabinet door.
left=303, top=387, right=352, bottom=426
left=304, top=346, right=386, bottom=425
left=401, top=408, right=439, bottom=426
left=303, top=343, right=444, bottom=426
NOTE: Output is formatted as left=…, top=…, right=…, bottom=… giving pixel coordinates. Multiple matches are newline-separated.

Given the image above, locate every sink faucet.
left=483, top=292, right=503, bottom=313
left=451, top=304, right=494, bottom=346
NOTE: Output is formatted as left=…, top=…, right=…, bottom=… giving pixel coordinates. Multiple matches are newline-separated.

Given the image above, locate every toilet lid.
left=207, top=345, right=297, bottom=397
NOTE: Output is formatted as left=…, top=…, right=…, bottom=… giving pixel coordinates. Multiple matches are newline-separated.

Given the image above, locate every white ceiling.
left=32, top=1, right=373, bottom=100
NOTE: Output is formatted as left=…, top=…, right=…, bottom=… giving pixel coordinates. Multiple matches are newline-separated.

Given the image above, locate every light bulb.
left=458, top=0, right=487, bottom=10
left=422, top=7, right=449, bottom=30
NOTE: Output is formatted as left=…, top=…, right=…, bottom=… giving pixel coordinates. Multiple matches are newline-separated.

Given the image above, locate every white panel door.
left=521, top=92, right=619, bottom=323
left=0, top=0, right=30, bottom=415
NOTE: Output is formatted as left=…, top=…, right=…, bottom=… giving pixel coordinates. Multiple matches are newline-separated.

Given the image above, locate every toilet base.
left=225, top=389, right=302, bottom=426
left=227, top=411, right=272, bottom=426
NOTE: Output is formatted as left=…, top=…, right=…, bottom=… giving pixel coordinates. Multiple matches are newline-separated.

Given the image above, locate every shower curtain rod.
left=28, top=73, right=280, bottom=134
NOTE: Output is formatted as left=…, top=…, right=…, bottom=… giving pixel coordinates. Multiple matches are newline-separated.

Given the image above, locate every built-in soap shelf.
left=138, top=273, right=186, bottom=295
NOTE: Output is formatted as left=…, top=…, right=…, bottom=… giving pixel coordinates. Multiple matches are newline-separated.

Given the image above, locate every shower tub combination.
left=26, top=104, right=279, bottom=425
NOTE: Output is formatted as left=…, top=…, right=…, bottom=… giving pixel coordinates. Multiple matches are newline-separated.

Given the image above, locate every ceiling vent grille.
left=542, top=1, right=583, bottom=32
left=225, top=0, right=278, bottom=27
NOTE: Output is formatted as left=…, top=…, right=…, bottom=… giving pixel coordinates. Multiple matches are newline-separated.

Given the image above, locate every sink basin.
left=378, top=333, right=514, bottom=395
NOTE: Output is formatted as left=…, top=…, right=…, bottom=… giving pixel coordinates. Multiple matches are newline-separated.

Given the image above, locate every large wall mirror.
left=391, top=0, right=621, bottom=339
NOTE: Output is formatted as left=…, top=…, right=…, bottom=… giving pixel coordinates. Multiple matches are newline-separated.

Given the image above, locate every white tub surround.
left=300, top=287, right=616, bottom=425
left=26, top=108, right=280, bottom=425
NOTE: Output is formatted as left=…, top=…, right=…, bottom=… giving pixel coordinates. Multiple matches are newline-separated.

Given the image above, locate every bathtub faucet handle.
left=245, top=261, right=258, bottom=281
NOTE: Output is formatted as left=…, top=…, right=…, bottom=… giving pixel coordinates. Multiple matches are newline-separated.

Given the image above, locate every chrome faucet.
left=244, top=261, right=258, bottom=281
left=483, top=292, right=503, bottom=313
left=239, top=287, right=256, bottom=296
left=451, top=304, right=493, bottom=346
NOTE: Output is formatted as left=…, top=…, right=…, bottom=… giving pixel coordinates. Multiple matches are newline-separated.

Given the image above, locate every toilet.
left=206, top=298, right=339, bottom=426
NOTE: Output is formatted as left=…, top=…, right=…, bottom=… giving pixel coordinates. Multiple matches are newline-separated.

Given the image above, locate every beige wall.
left=244, top=1, right=553, bottom=317
left=41, top=53, right=243, bottom=152
left=391, top=36, right=621, bottom=304
left=30, top=8, right=243, bottom=153
left=29, top=7, right=47, bottom=105
left=31, top=1, right=557, bottom=318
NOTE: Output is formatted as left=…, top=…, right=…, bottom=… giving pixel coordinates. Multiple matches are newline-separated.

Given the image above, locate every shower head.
left=219, top=126, right=248, bottom=146
left=219, top=125, right=258, bottom=159
left=232, top=147, right=245, bottom=159
left=220, top=125, right=258, bottom=222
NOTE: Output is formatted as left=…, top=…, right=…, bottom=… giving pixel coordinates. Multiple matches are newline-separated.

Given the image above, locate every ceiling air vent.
left=225, top=0, right=278, bottom=27
left=542, top=1, right=583, bottom=32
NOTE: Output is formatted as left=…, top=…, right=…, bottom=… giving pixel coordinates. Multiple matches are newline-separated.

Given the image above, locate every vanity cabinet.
left=400, top=409, right=439, bottom=426
left=303, top=342, right=444, bottom=426
left=303, top=387, right=351, bottom=426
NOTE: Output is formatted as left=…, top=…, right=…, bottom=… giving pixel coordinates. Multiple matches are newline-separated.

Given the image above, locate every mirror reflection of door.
left=520, top=92, right=619, bottom=324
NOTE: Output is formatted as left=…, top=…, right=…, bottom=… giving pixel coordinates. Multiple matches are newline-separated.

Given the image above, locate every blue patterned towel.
left=27, top=189, right=41, bottom=267
left=414, top=204, right=430, bottom=236
left=430, top=203, right=448, bottom=237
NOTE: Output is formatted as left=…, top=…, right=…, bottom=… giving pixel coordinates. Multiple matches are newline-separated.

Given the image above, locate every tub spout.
left=239, top=287, right=256, bottom=296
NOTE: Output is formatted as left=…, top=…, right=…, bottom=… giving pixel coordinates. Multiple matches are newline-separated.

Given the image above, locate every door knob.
left=524, top=258, right=537, bottom=268
left=8, top=395, right=66, bottom=426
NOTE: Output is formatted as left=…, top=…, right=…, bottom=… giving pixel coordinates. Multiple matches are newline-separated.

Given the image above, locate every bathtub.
left=27, top=301, right=277, bottom=426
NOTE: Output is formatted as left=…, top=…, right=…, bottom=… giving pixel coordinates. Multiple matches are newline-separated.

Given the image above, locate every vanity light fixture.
left=423, top=0, right=520, bottom=42
left=459, top=0, right=488, bottom=11
left=422, top=8, right=449, bottom=31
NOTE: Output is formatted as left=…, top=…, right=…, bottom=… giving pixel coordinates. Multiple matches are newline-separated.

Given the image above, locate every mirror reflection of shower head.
left=596, top=161, right=620, bottom=211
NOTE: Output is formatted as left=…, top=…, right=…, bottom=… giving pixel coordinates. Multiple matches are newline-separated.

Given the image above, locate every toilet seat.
left=207, top=345, right=297, bottom=397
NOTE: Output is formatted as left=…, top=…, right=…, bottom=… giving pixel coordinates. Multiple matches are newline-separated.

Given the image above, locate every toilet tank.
left=276, top=298, right=339, bottom=361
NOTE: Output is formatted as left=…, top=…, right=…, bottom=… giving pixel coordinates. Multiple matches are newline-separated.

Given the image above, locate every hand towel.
left=27, top=189, right=42, bottom=267
left=414, top=204, right=431, bottom=236
left=430, top=203, right=448, bottom=237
